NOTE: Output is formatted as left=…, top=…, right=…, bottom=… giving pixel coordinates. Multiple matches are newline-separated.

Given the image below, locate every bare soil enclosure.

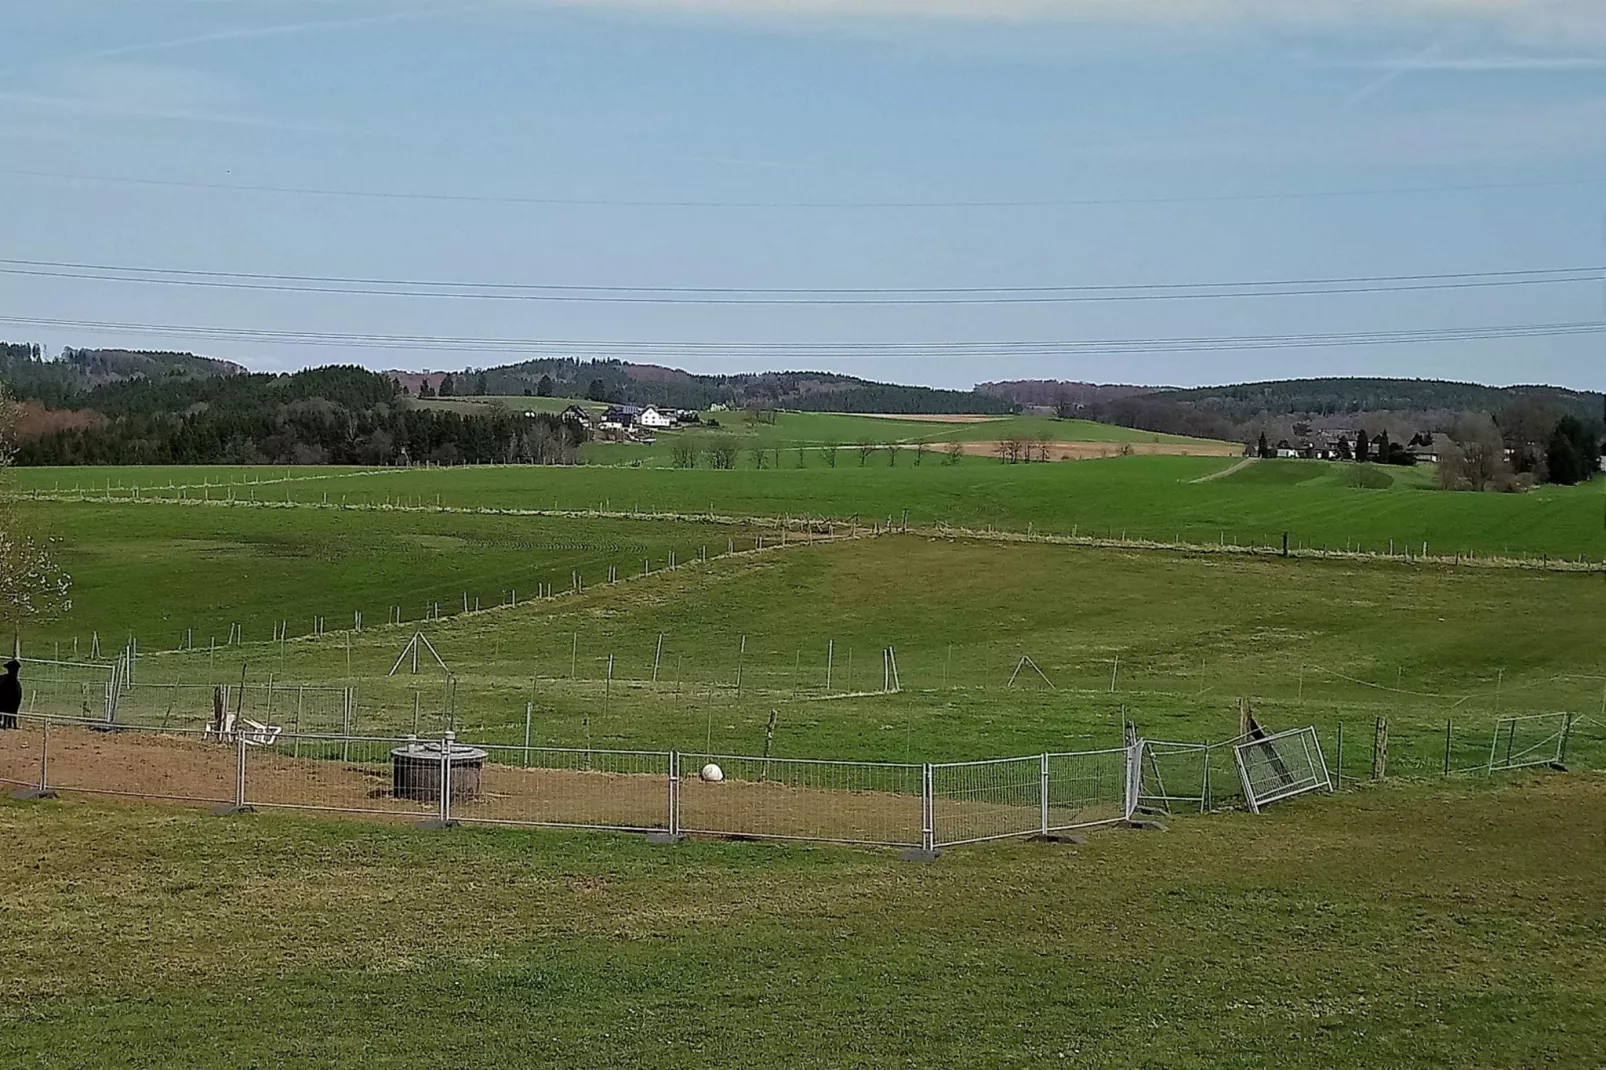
left=8, top=725, right=1091, bottom=846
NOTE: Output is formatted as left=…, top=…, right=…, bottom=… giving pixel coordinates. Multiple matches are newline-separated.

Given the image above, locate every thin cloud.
left=1352, top=54, right=1606, bottom=69
left=82, top=6, right=463, bottom=63
left=531, top=0, right=1606, bottom=44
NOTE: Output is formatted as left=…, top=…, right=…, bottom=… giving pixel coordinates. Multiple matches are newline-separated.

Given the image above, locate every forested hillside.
left=1, top=356, right=582, bottom=466
left=399, top=358, right=1016, bottom=414
left=980, top=376, right=1605, bottom=444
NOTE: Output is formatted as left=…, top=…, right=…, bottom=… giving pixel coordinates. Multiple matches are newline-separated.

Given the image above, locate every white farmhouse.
left=639, top=406, right=675, bottom=430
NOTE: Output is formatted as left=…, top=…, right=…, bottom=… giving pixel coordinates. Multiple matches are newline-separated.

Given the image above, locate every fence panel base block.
left=646, top=832, right=684, bottom=846
left=899, top=848, right=940, bottom=862
left=1122, top=818, right=1169, bottom=831
left=9, top=788, right=56, bottom=801
left=209, top=804, right=253, bottom=817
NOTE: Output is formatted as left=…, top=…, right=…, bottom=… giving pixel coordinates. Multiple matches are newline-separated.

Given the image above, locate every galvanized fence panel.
left=1136, top=741, right=1211, bottom=815
left=931, top=756, right=1043, bottom=847
left=678, top=754, right=925, bottom=847
left=1045, top=748, right=1132, bottom=831
left=1487, top=713, right=1572, bottom=772
left=244, top=732, right=434, bottom=821
left=454, top=745, right=672, bottom=833
left=1234, top=726, right=1332, bottom=814
left=16, top=659, right=116, bottom=722
left=1, top=722, right=46, bottom=789
left=42, top=719, right=236, bottom=806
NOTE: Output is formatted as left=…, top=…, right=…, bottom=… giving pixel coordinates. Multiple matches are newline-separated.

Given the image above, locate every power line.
left=3, top=313, right=1601, bottom=358
left=2, top=166, right=1603, bottom=210
left=2, top=258, right=1600, bottom=306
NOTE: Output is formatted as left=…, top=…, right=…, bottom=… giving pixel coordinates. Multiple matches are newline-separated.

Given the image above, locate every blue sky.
left=1, top=0, right=1604, bottom=391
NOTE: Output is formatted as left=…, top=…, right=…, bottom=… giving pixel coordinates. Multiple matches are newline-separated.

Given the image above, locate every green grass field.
left=14, top=456, right=1606, bottom=560
left=4, top=773, right=1603, bottom=1068
left=5, top=453, right=1606, bottom=1067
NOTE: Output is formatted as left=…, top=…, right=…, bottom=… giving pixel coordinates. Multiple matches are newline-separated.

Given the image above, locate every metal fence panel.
left=678, top=754, right=924, bottom=847
left=244, top=733, right=435, bottom=820
left=1136, top=741, right=1211, bottom=815
left=931, top=756, right=1042, bottom=847
left=1046, top=748, right=1131, bottom=831
left=1487, top=713, right=1571, bottom=772
left=455, top=745, right=671, bottom=832
left=16, top=659, right=116, bottom=722
left=1, top=723, right=45, bottom=789
left=1234, top=727, right=1331, bottom=814
left=43, top=719, right=236, bottom=806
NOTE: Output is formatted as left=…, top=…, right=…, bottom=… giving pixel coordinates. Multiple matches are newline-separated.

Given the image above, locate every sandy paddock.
left=1, top=725, right=1115, bottom=846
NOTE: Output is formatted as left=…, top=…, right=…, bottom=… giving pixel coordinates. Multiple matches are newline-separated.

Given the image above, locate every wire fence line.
left=4, top=715, right=1150, bottom=852
left=5, top=709, right=1591, bottom=851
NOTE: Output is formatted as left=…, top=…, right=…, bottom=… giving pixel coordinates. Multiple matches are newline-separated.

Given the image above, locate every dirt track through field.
left=2, top=725, right=1115, bottom=847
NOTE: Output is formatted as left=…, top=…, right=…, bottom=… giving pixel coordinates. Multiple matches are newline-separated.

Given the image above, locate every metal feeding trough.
left=391, top=739, right=487, bottom=803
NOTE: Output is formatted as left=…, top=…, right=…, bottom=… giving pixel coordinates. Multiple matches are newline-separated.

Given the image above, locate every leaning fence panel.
left=1045, top=748, right=1131, bottom=831
left=41, top=719, right=236, bottom=806
left=244, top=732, right=436, bottom=820
left=454, top=745, right=672, bottom=832
left=931, top=756, right=1043, bottom=847
left=678, top=754, right=924, bottom=847
left=1234, top=727, right=1331, bottom=814
left=1487, top=713, right=1571, bottom=773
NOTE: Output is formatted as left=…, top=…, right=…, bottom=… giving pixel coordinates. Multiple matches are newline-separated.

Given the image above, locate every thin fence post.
left=1039, top=753, right=1050, bottom=836
left=39, top=717, right=50, bottom=794
left=523, top=702, right=533, bottom=767
left=439, top=731, right=455, bottom=826
left=669, top=751, right=681, bottom=838
left=235, top=731, right=248, bottom=810
left=1124, top=741, right=1140, bottom=820
left=1559, top=712, right=1574, bottom=767
left=1335, top=721, right=1344, bottom=790
left=922, top=764, right=935, bottom=854
left=1443, top=719, right=1453, bottom=777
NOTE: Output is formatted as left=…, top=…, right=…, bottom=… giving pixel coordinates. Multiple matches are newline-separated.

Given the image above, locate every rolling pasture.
left=13, top=455, right=1606, bottom=564
left=5, top=449, right=1606, bottom=1068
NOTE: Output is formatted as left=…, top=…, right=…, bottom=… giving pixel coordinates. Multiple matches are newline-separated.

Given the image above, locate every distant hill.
left=1, top=344, right=244, bottom=407
left=981, top=376, right=1605, bottom=445
left=393, top=358, right=1016, bottom=415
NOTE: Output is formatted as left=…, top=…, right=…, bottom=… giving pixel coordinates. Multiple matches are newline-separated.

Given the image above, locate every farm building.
left=639, top=406, right=675, bottom=430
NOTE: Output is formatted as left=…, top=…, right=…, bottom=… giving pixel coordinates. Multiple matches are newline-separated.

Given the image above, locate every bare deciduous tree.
left=944, top=440, right=964, bottom=466
left=822, top=441, right=839, bottom=468
left=857, top=440, right=877, bottom=466
left=914, top=441, right=929, bottom=466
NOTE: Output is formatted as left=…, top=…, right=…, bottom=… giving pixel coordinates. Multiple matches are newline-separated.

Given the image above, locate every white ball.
left=699, top=763, right=725, bottom=783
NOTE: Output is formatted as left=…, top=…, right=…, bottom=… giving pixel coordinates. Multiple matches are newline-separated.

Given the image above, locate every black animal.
left=0, top=660, right=19, bottom=730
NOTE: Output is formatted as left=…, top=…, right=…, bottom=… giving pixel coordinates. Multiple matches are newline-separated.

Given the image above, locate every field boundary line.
left=916, top=525, right=1606, bottom=576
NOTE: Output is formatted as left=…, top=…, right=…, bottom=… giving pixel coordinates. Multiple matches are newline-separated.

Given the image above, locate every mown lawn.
left=2, top=772, right=1602, bottom=1068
